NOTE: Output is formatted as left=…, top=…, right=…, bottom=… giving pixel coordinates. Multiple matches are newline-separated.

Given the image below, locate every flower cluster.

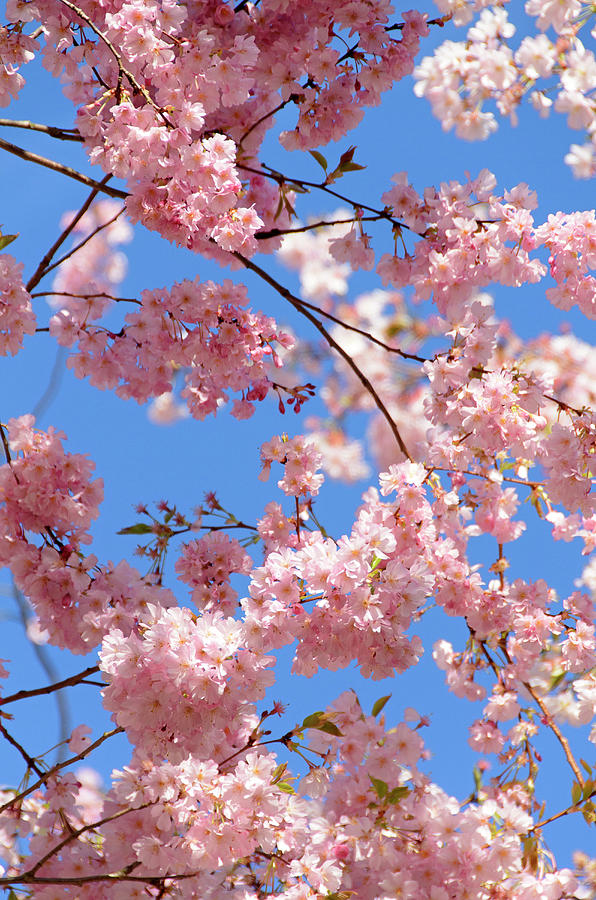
left=0, top=253, right=35, bottom=355
left=50, top=276, right=294, bottom=419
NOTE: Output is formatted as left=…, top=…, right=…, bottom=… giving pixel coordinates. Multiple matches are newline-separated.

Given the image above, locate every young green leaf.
left=0, top=233, right=18, bottom=251
left=372, top=695, right=391, bottom=717
left=309, top=149, right=328, bottom=171
left=117, top=523, right=154, bottom=535
left=369, top=775, right=388, bottom=799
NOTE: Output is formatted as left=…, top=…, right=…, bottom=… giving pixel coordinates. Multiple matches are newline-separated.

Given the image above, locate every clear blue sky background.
left=1, top=0, right=595, bottom=872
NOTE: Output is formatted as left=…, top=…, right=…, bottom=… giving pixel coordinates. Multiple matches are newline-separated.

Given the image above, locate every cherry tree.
left=0, top=0, right=595, bottom=897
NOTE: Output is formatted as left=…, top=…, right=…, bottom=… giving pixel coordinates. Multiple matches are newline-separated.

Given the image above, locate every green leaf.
left=317, top=721, right=342, bottom=736
left=582, top=801, right=596, bottom=824
left=583, top=779, right=594, bottom=800
left=117, top=523, right=154, bottom=535
left=301, top=711, right=324, bottom=729
left=164, top=509, right=174, bottom=523
left=271, top=762, right=287, bottom=785
left=572, top=781, right=582, bottom=805
left=309, top=149, right=328, bottom=171
left=369, top=775, right=388, bottom=799
left=0, top=233, right=18, bottom=251
left=386, top=786, right=410, bottom=804
left=372, top=695, right=391, bottom=717
left=276, top=781, right=295, bottom=794
left=581, top=758, right=593, bottom=776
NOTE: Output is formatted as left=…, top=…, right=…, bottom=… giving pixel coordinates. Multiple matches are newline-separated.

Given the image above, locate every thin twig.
left=0, top=727, right=123, bottom=815
left=0, top=665, right=100, bottom=707
left=0, top=118, right=83, bottom=142
left=0, top=421, right=12, bottom=464
left=295, top=296, right=428, bottom=362
left=233, top=252, right=412, bottom=459
left=524, top=682, right=585, bottom=789
left=238, top=97, right=295, bottom=147
left=256, top=213, right=382, bottom=239
left=27, top=803, right=150, bottom=877
left=238, top=162, right=408, bottom=230
left=0, top=722, right=45, bottom=778
left=37, top=208, right=126, bottom=282
left=26, top=175, right=115, bottom=292
left=0, top=136, right=127, bottom=199
left=32, top=291, right=140, bottom=305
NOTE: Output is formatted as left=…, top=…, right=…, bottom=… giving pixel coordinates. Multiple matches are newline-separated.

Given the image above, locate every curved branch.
left=0, top=727, right=123, bottom=815
left=0, top=722, right=45, bottom=778
left=0, top=137, right=127, bottom=199
left=233, top=251, right=412, bottom=459
left=0, top=665, right=100, bottom=707
left=239, top=162, right=417, bottom=233
left=294, top=295, right=428, bottom=362
left=26, top=175, right=115, bottom=292
left=0, top=118, right=83, bottom=141
left=256, top=213, right=383, bottom=239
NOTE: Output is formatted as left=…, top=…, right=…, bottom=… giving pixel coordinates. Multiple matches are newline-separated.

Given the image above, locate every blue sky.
left=1, top=1, right=596, bottom=871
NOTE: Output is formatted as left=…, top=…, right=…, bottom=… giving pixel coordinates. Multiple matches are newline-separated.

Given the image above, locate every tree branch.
left=0, top=136, right=127, bottom=200
left=0, top=665, right=100, bottom=707
left=0, top=727, right=123, bottom=815
left=0, top=118, right=83, bottom=141
left=26, top=175, right=116, bottom=292
left=0, top=721, right=45, bottom=778
left=233, top=252, right=412, bottom=459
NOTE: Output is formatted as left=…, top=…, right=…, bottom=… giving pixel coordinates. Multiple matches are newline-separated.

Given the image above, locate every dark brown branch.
left=294, top=296, right=428, bottom=362
left=33, top=207, right=127, bottom=285
left=238, top=96, right=296, bottom=147
left=27, top=804, right=150, bottom=877
left=256, top=213, right=382, bottom=240
left=0, top=666, right=100, bottom=707
left=0, top=136, right=127, bottom=199
left=0, top=118, right=83, bottom=141
left=238, top=162, right=416, bottom=233
left=26, top=175, right=115, bottom=292
left=32, top=291, right=140, bottom=305
left=0, top=722, right=45, bottom=778
left=0, top=727, right=123, bottom=815
left=233, top=252, right=412, bottom=459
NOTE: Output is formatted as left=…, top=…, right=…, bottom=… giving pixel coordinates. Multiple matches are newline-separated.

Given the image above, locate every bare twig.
left=0, top=722, right=45, bottom=778
left=26, top=175, right=115, bottom=292
left=37, top=208, right=126, bottom=283
left=0, top=136, right=127, bottom=199
left=0, top=118, right=83, bottom=142
left=524, top=681, right=585, bottom=789
left=238, top=97, right=296, bottom=147
left=0, top=665, right=100, bottom=707
left=233, top=252, right=412, bottom=459
left=0, top=727, right=123, bottom=815
left=238, top=162, right=418, bottom=234
left=256, top=213, right=382, bottom=239
left=32, top=291, right=140, bottom=305
left=294, top=295, right=428, bottom=362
